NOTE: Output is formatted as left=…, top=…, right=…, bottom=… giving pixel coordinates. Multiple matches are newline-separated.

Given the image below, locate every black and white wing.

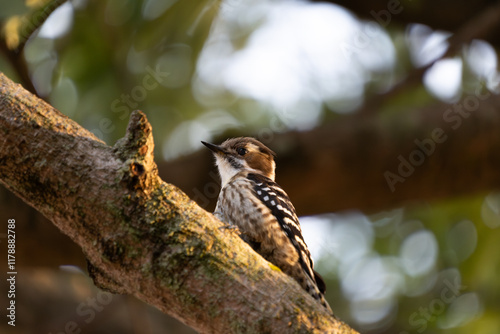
left=247, top=173, right=326, bottom=294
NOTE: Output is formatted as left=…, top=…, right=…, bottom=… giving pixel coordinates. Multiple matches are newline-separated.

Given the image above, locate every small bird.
left=202, top=137, right=332, bottom=313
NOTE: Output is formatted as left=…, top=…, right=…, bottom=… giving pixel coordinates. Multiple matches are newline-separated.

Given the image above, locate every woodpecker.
left=202, top=137, right=332, bottom=313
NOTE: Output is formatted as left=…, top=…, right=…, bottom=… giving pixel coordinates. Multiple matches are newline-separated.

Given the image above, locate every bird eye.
left=236, top=147, right=247, bottom=156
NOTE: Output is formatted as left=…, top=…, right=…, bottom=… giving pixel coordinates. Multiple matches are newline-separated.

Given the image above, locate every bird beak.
left=201, top=141, right=226, bottom=155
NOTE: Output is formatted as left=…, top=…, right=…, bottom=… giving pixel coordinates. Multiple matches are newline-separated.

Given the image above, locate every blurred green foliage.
left=1, top=1, right=500, bottom=333
left=1, top=0, right=221, bottom=155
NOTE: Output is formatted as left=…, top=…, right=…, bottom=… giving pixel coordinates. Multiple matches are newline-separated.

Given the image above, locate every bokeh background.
left=1, top=0, right=500, bottom=333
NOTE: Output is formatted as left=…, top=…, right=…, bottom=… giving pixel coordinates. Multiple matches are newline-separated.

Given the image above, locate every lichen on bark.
left=0, top=72, right=357, bottom=333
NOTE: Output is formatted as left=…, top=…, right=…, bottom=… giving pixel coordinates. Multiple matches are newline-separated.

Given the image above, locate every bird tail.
left=304, top=270, right=334, bottom=315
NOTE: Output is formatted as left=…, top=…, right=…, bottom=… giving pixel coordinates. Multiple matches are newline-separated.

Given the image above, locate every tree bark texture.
left=0, top=73, right=356, bottom=333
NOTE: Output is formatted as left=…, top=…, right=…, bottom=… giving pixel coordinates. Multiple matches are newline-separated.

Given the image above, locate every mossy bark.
left=0, top=73, right=357, bottom=333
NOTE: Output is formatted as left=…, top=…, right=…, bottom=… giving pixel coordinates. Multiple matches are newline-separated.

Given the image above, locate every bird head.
left=202, top=137, right=276, bottom=186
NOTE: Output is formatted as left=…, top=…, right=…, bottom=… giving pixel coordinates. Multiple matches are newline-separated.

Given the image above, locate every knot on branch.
left=87, top=260, right=127, bottom=295
left=113, top=110, right=159, bottom=191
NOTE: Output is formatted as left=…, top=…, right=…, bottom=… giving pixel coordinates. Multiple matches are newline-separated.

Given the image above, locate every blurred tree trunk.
left=162, top=89, right=500, bottom=215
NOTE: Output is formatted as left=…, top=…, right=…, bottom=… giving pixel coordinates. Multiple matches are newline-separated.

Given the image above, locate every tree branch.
left=356, top=0, right=500, bottom=117
left=0, top=0, right=69, bottom=96
left=0, top=72, right=356, bottom=333
left=316, top=0, right=500, bottom=47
